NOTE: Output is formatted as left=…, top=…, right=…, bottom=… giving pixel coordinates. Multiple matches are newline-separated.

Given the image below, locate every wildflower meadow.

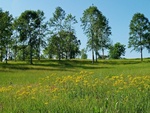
left=0, top=59, right=150, bottom=113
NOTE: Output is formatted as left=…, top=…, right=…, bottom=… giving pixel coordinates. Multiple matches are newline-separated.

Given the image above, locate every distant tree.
left=47, top=32, right=63, bottom=59
left=93, top=16, right=112, bottom=61
left=109, top=42, right=126, bottom=59
left=0, top=8, right=13, bottom=63
left=48, top=7, right=80, bottom=60
left=13, top=16, right=28, bottom=61
left=99, top=18, right=112, bottom=59
left=49, top=7, right=66, bottom=60
left=17, top=10, right=41, bottom=64
left=80, top=48, right=87, bottom=59
left=64, top=14, right=79, bottom=59
left=81, top=6, right=106, bottom=63
left=35, top=10, right=47, bottom=60
left=145, top=30, right=150, bottom=53
left=129, top=13, right=150, bottom=61
left=46, top=30, right=80, bottom=59
left=12, top=17, right=21, bottom=61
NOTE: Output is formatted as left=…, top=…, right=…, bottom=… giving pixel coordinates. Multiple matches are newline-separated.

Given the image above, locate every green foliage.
left=14, top=10, right=47, bottom=64
left=129, top=13, right=150, bottom=61
left=109, top=42, right=126, bottom=59
left=80, top=48, right=88, bottom=59
left=47, top=7, right=80, bottom=60
left=18, top=10, right=40, bottom=64
left=34, top=10, right=47, bottom=61
left=81, top=6, right=104, bottom=63
left=0, top=9, right=13, bottom=63
left=81, top=5, right=111, bottom=63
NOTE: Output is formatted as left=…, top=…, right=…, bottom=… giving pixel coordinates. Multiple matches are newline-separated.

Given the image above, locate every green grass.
left=0, top=59, right=150, bottom=112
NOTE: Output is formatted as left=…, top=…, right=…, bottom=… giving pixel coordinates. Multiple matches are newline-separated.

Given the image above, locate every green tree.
left=46, top=30, right=80, bottom=59
left=145, top=30, right=150, bottom=53
left=81, top=6, right=105, bottom=63
left=35, top=10, right=47, bottom=60
left=14, top=17, right=27, bottom=61
left=17, top=10, right=41, bottom=64
left=99, top=18, right=112, bottom=59
left=64, top=14, right=79, bottom=59
left=49, top=7, right=66, bottom=60
left=109, top=42, right=126, bottom=59
left=47, top=32, right=63, bottom=59
left=12, top=17, right=21, bottom=61
left=0, top=8, right=13, bottom=63
left=129, top=13, right=150, bottom=61
left=92, top=16, right=112, bottom=61
left=80, top=48, right=87, bottom=59
left=48, top=7, right=80, bottom=60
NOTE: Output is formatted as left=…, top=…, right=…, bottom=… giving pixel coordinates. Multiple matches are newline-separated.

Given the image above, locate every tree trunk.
left=30, top=45, right=33, bottom=65
left=92, top=31, right=94, bottom=64
left=15, top=46, right=17, bottom=62
left=58, top=51, right=61, bottom=61
left=92, top=50, right=94, bottom=64
left=95, top=51, right=97, bottom=62
left=37, top=49, right=40, bottom=61
left=140, top=46, right=143, bottom=62
left=38, top=38, right=41, bottom=61
left=102, top=48, right=104, bottom=59
left=66, top=51, right=68, bottom=59
left=22, top=43, right=25, bottom=61
left=140, top=36, right=143, bottom=62
left=5, top=50, right=7, bottom=64
left=0, top=51, right=3, bottom=62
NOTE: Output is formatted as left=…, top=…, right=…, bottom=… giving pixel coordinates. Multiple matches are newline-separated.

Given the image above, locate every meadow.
left=0, top=59, right=150, bottom=113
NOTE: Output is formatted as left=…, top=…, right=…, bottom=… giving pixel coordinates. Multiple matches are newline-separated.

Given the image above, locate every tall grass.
left=0, top=59, right=150, bottom=112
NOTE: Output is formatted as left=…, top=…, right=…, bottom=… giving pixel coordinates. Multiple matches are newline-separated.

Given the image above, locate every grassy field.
left=0, top=59, right=150, bottom=113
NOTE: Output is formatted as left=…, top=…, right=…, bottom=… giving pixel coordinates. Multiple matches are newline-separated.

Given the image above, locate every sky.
left=0, top=0, right=150, bottom=59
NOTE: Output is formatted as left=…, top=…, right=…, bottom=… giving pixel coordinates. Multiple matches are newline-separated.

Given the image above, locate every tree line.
left=0, top=6, right=150, bottom=64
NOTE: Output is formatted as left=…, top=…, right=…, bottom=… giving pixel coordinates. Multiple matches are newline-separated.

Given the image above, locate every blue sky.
left=0, top=0, right=150, bottom=59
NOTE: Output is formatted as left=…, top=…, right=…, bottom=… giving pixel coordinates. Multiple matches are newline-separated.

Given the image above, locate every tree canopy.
left=109, top=42, right=126, bottom=59
left=129, top=13, right=150, bottom=61
left=0, top=8, right=13, bottom=63
left=81, top=6, right=111, bottom=63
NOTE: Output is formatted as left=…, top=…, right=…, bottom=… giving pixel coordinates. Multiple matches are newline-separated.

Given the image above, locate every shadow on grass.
left=1, top=59, right=147, bottom=72
left=33, top=60, right=112, bottom=70
left=100, top=60, right=142, bottom=65
left=0, top=60, right=112, bottom=72
left=0, top=64, right=72, bottom=72
left=0, top=69, right=14, bottom=73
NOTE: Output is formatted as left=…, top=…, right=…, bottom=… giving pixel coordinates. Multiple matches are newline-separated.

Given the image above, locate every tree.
left=109, top=42, right=126, bottom=59
left=64, top=14, right=79, bottom=59
left=129, top=13, right=150, bottom=61
left=46, top=30, right=80, bottom=59
left=80, top=48, right=87, bottom=59
left=49, top=7, right=66, bottom=60
left=0, top=8, right=13, bottom=63
left=47, top=33, right=62, bottom=59
left=99, top=18, right=112, bottom=59
left=12, top=17, right=21, bottom=61
left=17, top=10, right=41, bottom=64
left=92, top=16, right=112, bottom=61
left=145, top=30, right=150, bottom=53
left=35, top=10, right=47, bottom=60
left=13, top=17, right=27, bottom=61
left=48, top=7, right=80, bottom=60
left=81, top=6, right=105, bottom=63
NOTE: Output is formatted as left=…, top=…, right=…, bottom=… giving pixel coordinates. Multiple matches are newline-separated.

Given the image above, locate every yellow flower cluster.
left=0, top=85, right=13, bottom=93
left=0, top=71, right=149, bottom=103
left=108, top=75, right=150, bottom=92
